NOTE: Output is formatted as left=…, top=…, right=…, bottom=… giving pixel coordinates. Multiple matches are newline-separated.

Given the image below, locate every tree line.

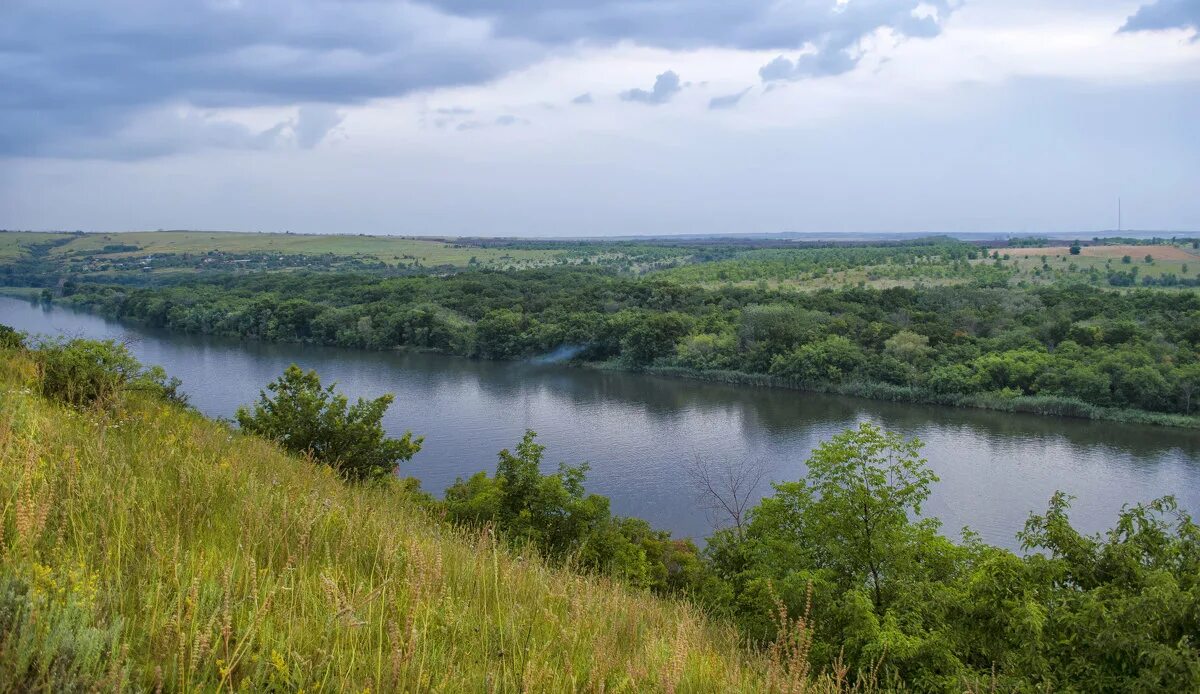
left=58, top=265, right=1200, bottom=419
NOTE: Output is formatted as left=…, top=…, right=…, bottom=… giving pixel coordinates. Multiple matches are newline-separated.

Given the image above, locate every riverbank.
left=24, top=290, right=1200, bottom=430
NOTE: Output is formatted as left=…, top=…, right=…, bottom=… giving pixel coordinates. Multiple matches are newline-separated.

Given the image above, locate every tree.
left=236, top=365, right=422, bottom=481
left=446, top=431, right=596, bottom=551
left=621, top=312, right=691, bottom=367
left=789, top=423, right=939, bottom=609
left=474, top=309, right=529, bottom=359
left=685, top=454, right=769, bottom=538
left=769, top=335, right=864, bottom=383
left=1069, top=241, right=1081, bottom=255
left=883, top=330, right=932, bottom=362
left=1175, top=363, right=1200, bottom=414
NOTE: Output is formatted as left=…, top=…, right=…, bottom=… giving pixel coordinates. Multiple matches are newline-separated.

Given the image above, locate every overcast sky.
left=2, top=0, right=1198, bottom=236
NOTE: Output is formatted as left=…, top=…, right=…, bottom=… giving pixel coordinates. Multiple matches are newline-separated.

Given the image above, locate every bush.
left=33, top=338, right=186, bottom=409
left=235, top=364, right=423, bottom=481
left=34, top=339, right=141, bottom=408
left=0, top=323, right=24, bottom=350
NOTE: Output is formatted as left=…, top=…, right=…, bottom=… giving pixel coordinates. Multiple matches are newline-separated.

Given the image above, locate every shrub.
left=0, top=323, right=24, bottom=350
left=32, top=338, right=186, bottom=409
left=34, top=338, right=141, bottom=408
left=235, top=364, right=423, bottom=481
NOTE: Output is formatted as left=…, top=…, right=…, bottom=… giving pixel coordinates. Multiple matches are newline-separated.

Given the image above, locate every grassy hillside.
left=0, top=348, right=794, bottom=692
left=45, top=230, right=561, bottom=268
left=0, top=232, right=73, bottom=261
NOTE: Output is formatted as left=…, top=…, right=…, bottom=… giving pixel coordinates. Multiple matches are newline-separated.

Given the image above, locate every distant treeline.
left=58, top=264, right=1200, bottom=420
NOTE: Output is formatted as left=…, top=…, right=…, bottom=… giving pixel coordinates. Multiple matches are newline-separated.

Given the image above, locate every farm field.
left=989, top=242, right=1200, bottom=284
left=1003, top=244, right=1197, bottom=260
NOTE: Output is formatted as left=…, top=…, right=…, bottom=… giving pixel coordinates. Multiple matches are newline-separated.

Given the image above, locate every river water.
left=4, top=295, right=1197, bottom=548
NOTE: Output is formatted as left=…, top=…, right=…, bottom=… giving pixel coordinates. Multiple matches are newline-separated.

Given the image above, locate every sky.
left=1, top=0, right=1198, bottom=237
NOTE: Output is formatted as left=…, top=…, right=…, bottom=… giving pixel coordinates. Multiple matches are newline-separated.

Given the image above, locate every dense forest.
left=55, top=262, right=1200, bottom=424
left=4, top=331, right=1197, bottom=691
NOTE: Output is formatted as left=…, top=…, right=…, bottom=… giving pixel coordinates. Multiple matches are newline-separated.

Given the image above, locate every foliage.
left=708, top=424, right=1200, bottom=691
left=31, top=337, right=184, bottom=408
left=54, top=263, right=1200, bottom=422
left=0, top=323, right=23, bottom=350
left=444, top=431, right=713, bottom=596
left=235, top=364, right=422, bottom=482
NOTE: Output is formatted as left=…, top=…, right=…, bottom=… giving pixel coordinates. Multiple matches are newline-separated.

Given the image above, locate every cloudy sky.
left=2, top=0, right=1198, bottom=236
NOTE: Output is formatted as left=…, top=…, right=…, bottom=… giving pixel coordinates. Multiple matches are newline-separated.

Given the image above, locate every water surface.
left=4, top=295, right=1197, bottom=548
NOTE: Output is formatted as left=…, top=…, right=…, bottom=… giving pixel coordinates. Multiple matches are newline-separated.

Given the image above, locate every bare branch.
left=684, top=453, right=769, bottom=538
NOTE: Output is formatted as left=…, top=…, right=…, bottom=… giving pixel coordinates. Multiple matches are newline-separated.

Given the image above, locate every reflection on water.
left=3, top=296, right=1197, bottom=548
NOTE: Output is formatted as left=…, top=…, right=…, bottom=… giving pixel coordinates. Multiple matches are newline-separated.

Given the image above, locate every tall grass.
left=0, top=347, right=864, bottom=692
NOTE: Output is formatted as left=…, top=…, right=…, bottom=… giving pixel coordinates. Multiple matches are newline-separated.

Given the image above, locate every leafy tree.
left=1069, top=241, right=1081, bottom=255
left=785, top=423, right=938, bottom=608
left=621, top=312, right=691, bottom=367
left=236, top=365, right=422, bottom=481
left=443, top=430, right=712, bottom=594
left=769, top=335, right=864, bottom=383
left=446, top=430, right=608, bottom=555
left=1016, top=494, right=1200, bottom=691
left=883, top=329, right=932, bottom=362
left=474, top=308, right=530, bottom=359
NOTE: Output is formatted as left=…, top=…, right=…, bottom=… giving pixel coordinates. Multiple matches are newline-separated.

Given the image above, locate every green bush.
left=444, top=430, right=712, bottom=595
left=235, top=364, right=423, bottom=482
left=32, top=338, right=186, bottom=409
left=0, top=324, right=24, bottom=350
left=34, top=339, right=141, bottom=408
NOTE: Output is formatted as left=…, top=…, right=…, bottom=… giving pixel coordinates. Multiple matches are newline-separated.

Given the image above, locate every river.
left=3, top=295, right=1198, bottom=548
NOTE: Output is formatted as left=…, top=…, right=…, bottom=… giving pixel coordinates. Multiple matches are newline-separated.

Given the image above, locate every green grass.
left=0, top=348, right=831, bottom=692
left=0, top=232, right=73, bottom=261
left=45, top=230, right=561, bottom=268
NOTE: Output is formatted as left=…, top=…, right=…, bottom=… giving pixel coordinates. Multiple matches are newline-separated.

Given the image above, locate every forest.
left=45, top=252, right=1200, bottom=425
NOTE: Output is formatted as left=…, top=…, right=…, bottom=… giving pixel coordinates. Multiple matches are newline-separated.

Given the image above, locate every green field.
left=0, top=231, right=73, bottom=260
left=44, top=230, right=562, bottom=268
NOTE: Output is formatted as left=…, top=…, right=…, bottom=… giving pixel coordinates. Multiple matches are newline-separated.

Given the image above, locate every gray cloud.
left=0, top=0, right=537, bottom=157
left=621, top=71, right=682, bottom=105
left=430, top=0, right=955, bottom=51
left=758, top=47, right=862, bottom=82
left=293, top=105, right=345, bottom=149
left=1121, top=0, right=1200, bottom=36
left=2, top=0, right=958, bottom=158
left=571, top=92, right=594, bottom=105
left=708, top=88, right=752, bottom=110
